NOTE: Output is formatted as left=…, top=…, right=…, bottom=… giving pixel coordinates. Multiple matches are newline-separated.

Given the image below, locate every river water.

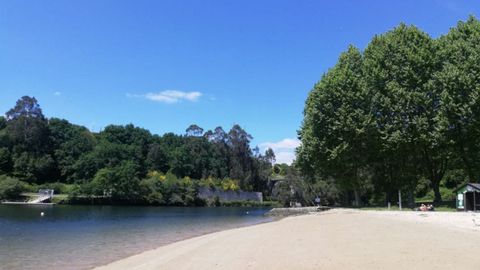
left=0, top=205, right=272, bottom=270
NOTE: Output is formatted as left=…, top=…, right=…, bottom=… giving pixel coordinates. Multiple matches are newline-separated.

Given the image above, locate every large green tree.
left=49, top=118, right=96, bottom=182
left=363, top=24, right=447, bottom=202
left=298, top=19, right=480, bottom=205
left=5, top=96, right=55, bottom=183
left=298, top=46, right=373, bottom=206
left=89, top=160, right=141, bottom=200
left=435, top=16, right=480, bottom=183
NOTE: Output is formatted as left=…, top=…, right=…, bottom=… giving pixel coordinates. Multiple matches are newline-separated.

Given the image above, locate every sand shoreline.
left=94, top=209, right=480, bottom=270
left=88, top=215, right=278, bottom=269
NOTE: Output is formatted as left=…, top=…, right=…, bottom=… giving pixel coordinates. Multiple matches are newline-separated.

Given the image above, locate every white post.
left=388, top=202, right=391, bottom=210
left=398, top=190, right=402, bottom=211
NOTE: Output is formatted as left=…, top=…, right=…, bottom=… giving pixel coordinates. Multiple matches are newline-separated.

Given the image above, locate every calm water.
left=0, top=205, right=272, bottom=270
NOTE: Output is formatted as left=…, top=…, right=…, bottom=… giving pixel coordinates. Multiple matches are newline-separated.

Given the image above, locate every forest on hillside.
left=0, top=96, right=286, bottom=205
left=298, top=16, right=480, bottom=206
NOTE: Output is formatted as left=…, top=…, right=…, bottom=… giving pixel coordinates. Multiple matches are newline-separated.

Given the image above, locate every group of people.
left=418, top=204, right=435, bottom=211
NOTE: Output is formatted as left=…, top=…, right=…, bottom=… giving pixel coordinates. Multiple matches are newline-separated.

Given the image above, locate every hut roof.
left=454, top=183, right=480, bottom=192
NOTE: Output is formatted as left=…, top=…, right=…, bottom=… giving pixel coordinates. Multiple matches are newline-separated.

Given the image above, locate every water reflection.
left=0, top=205, right=272, bottom=270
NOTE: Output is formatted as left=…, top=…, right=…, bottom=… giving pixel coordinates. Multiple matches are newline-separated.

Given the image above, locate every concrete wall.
left=198, top=187, right=263, bottom=202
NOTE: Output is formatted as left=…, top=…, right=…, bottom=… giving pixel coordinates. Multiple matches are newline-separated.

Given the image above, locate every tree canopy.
left=0, top=97, right=276, bottom=204
left=298, top=16, right=480, bottom=205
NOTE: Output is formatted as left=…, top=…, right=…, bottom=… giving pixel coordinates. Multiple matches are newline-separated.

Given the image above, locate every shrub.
left=37, top=182, right=74, bottom=194
left=0, top=175, right=25, bottom=200
left=138, top=171, right=200, bottom=206
left=169, top=193, right=184, bottom=205
left=90, top=161, right=141, bottom=199
left=220, top=178, right=240, bottom=191
left=139, top=177, right=165, bottom=204
left=199, top=177, right=240, bottom=191
left=199, top=177, right=216, bottom=189
left=417, top=186, right=455, bottom=202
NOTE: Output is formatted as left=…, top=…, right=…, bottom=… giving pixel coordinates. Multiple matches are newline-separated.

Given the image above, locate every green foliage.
left=363, top=23, right=448, bottom=202
left=0, top=116, right=6, bottom=130
left=0, top=98, right=273, bottom=203
left=273, top=181, right=294, bottom=207
left=146, top=143, right=168, bottom=173
left=139, top=176, right=165, bottom=204
left=298, top=17, right=480, bottom=205
left=442, top=169, right=468, bottom=189
left=0, top=147, right=11, bottom=173
left=11, top=152, right=56, bottom=183
left=37, top=182, right=75, bottom=194
left=138, top=171, right=197, bottom=205
left=435, top=16, right=480, bottom=182
left=298, top=45, right=373, bottom=205
left=49, top=118, right=96, bottom=182
left=273, top=163, right=289, bottom=176
left=0, top=175, right=25, bottom=200
left=5, top=96, right=50, bottom=152
left=416, top=187, right=456, bottom=202
left=198, top=177, right=240, bottom=191
left=90, top=160, right=141, bottom=200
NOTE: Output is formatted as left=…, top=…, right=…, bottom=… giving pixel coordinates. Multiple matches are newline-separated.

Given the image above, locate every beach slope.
left=95, top=209, right=480, bottom=270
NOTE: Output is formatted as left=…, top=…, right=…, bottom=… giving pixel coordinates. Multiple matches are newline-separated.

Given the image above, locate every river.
left=0, top=205, right=272, bottom=270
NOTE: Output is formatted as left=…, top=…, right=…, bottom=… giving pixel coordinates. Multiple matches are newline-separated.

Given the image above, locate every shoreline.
left=90, top=213, right=279, bottom=269
left=93, top=215, right=286, bottom=270
left=0, top=205, right=276, bottom=270
left=94, top=209, right=480, bottom=270
left=90, top=206, right=333, bottom=269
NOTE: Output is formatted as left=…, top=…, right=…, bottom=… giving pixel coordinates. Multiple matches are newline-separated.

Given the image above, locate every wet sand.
left=94, top=209, right=480, bottom=270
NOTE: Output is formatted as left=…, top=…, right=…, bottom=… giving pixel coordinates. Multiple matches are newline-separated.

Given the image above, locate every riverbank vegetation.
left=0, top=96, right=277, bottom=205
left=297, top=16, right=480, bottom=207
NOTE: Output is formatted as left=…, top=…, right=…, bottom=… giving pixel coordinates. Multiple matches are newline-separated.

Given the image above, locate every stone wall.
left=198, top=187, right=263, bottom=202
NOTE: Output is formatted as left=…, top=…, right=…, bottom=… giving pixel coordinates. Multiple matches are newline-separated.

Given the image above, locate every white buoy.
left=246, top=211, right=249, bottom=215
left=40, top=212, right=45, bottom=217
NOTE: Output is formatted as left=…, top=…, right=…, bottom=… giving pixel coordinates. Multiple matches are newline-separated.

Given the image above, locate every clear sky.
left=0, top=0, right=479, bottom=164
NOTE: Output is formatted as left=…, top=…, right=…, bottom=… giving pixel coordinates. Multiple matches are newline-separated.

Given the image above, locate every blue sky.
left=0, top=0, right=479, bottom=164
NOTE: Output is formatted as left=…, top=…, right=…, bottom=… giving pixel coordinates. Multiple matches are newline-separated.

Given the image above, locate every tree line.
left=0, top=96, right=276, bottom=204
left=297, top=16, right=480, bottom=206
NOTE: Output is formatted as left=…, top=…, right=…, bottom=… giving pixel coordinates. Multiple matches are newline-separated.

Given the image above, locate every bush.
left=169, top=193, right=184, bottom=205
left=199, top=177, right=240, bottom=191
left=220, top=178, right=240, bottom=191
left=0, top=175, right=25, bottom=200
left=139, top=171, right=197, bottom=206
left=272, top=181, right=294, bottom=207
left=417, top=186, right=455, bottom=202
left=90, top=161, right=141, bottom=199
left=139, top=177, right=165, bottom=204
left=442, top=169, right=468, bottom=189
left=66, top=184, right=82, bottom=198
left=37, top=182, right=74, bottom=194
left=22, top=182, right=38, bottom=193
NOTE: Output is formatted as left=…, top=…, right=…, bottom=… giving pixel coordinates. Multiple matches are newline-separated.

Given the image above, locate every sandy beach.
left=94, top=209, right=480, bottom=270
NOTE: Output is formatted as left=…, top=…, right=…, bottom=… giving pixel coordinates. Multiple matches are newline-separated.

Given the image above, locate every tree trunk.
left=342, top=191, right=351, bottom=206
left=432, top=180, right=442, bottom=203
left=407, top=189, right=415, bottom=209
left=386, top=191, right=391, bottom=206
left=354, top=189, right=360, bottom=207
